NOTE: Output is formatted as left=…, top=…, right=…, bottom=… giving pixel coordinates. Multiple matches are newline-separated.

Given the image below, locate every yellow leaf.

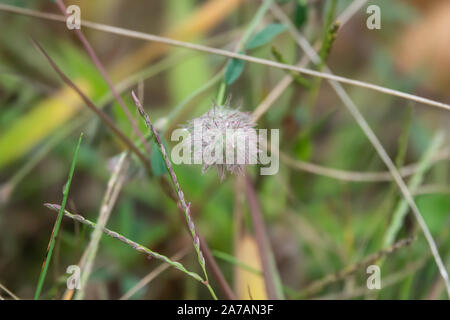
left=0, top=81, right=89, bottom=168
left=235, top=234, right=267, bottom=300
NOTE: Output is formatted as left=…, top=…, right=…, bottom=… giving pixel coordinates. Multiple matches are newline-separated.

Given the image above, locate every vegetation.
left=0, top=0, right=449, bottom=300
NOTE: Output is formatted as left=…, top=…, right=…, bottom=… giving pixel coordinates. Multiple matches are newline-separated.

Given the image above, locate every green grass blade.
left=34, top=132, right=83, bottom=300
left=383, top=131, right=445, bottom=247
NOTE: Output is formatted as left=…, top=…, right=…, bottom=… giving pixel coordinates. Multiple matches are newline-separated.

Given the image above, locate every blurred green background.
left=0, top=0, right=449, bottom=300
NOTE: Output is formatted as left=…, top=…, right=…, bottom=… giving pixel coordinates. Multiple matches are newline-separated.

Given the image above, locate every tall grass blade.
left=383, top=132, right=445, bottom=247
left=34, top=133, right=83, bottom=300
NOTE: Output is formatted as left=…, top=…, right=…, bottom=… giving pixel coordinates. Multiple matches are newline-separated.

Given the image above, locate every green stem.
left=216, top=80, right=227, bottom=105
left=206, top=283, right=218, bottom=300
left=216, top=0, right=275, bottom=105
left=383, top=132, right=445, bottom=248
left=43, top=204, right=215, bottom=293
left=34, top=133, right=83, bottom=300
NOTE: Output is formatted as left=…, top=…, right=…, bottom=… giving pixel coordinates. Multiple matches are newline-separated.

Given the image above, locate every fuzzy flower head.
left=183, top=102, right=259, bottom=180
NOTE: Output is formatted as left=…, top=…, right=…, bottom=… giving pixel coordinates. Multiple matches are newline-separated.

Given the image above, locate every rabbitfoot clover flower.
left=184, top=102, right=259, bottom=180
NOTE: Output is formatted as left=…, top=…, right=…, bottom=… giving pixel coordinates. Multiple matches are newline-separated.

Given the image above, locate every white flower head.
left=184, top=101, right=259, bottom=181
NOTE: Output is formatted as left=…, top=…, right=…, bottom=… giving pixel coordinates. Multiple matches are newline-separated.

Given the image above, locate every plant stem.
left=216, top=80, right=227, bottom=106
left=44, top=204, right=208, bottom=287
left=34, top=133, right=83, bottom=300
left=298, top=237, right=415, bottom=298
left=4, top=4, right=450, bottom=110
left=206, top=283, right=218, bottom=300
left=383, top=132, right=445, bottom=247
left=75, top=152, right=129, bottom=300
left=216, top=0, right=274, bottom=103
left=132, top=92, right=216, bottom=298
left=31, top=39, right=151, bottom=172
left=55, top=0, right=150, bottom=157
left=272, top=3, right=450, bottom=297
left=244, top=174, right=284, bottom=300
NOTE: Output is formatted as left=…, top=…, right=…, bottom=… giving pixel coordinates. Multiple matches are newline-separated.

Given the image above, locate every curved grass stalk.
left=43, top=204, right=212, bottom=293
left=32, top=39, right=152, bottom=172
left=383, top=133, right=445, bottom=247
left=0, top=280, right=20, bottom=300
left=270, top=3, right=450, bottom=297
left=33, top=36, right=227, bottom=301
left=298, top=237, right=415, bottom=298
left=132, top=92, right=215, bottom=299
left=0, top=52, right=189, bottom=204
left=1, top=3, right=449, bottom=112
left=54, top=0, right=151, bottom=157
left=279, top=148, right=450, bottom=182
left=252, top=0, right=366, bottom=121
left=74, top=152, right=129, bottom=300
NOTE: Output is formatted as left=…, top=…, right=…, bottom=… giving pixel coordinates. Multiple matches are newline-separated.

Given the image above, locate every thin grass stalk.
left=34, top=38, right=232, bottom=298
left=62, top=240, right=90, bottom=300
left=213, top=0, right=277, bottom=298
left=6, top=51, right=202, bottom=199
left=55, top=0, right=151, bottom=157
left=131, top=91, right=217, bottom=299
left=27, top=7, right=234, bottom=301
left=278, top=148, right=450, bottom=182
left=251, top=54, right=312, bottom=121
left=317, top=257, right=428, bottom=300
left=414, top=185, right=450, bottom=196
left=44, top=204, right=206, bottom=285
left=244, top=174, right=284, bottom=300
left=197, top=235, right=235, bottom=299
left=217, top=0, right=275, bottom=104
left=31, top=36, right=238, bottom=305
left=0, top=282, right=20, bottom=300
left=383, top=132, right=445, bottom=247
left=31, top=39, right=151, bottom=172
left=374, top=108, right=413, bottom=224
left=271, top=3, right=450, bottom=297
left=233, top=176, right=246, bottom=293
left=75, top=152, right=129, bottom=300
left=216, top=2, right=282, bottom=298
left=0, top=115, right=87, bottom=205
left=299, top=237, right=415, bottom=298
left=2, top=3, right=450, bottom=111
left=252, top=0, right=364, bottom=122
left=270, top=46, right=311, bottom=88
left=337, top=0, right=368, bottom=26
left=0, top=52, right=188, bottom=204
left=34, top=133, right=83, bottom=300
left=305, top=0, right=337, bottom=113
left=318, top=0, right=338, bottom=63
